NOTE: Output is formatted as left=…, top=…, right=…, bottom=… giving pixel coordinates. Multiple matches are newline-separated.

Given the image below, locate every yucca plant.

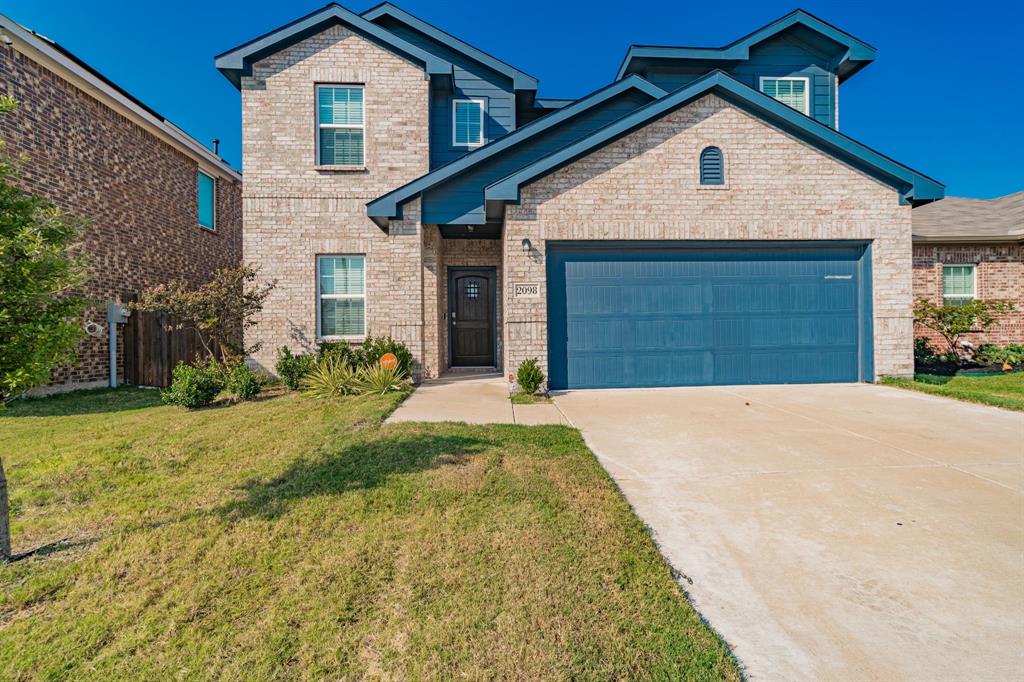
left=357, top=364, right=408, bottom=395
left=302, top=355, right=358, bottom=398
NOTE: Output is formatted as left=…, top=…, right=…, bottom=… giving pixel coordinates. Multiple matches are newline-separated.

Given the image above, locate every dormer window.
left=453, top=99, right=485, bottom=147
left=759, top=77, right=810, bottom=116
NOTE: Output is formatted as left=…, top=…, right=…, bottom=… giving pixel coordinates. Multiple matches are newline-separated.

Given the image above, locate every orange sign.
left=380, top=353, right=399, bottom=369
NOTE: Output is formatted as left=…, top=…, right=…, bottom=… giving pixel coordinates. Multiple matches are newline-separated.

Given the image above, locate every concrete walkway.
left=554, top=383, right=1024, bottom=681
left=387, top=373, right=568, bottom=425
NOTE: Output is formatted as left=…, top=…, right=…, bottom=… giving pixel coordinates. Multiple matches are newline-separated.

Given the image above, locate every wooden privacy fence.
left=123, top=309, right=215, bottom=387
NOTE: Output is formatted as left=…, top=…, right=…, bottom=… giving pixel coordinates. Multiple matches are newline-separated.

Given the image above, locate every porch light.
left=521, top=238, right=532, bottom=253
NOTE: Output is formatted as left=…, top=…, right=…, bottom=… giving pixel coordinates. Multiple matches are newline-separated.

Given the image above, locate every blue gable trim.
left=616, top=9, right=876, bottom=83
left=366, top=75, right=667, bottom=228
left=215, top=3, right=452, bottom=89
left=360, top=2, right=538, bottom=92
left=485, top=71, right=943, bottom=209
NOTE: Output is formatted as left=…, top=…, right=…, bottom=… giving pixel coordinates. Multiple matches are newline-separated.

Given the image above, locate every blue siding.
left=373, top=17, right=517, bottom=168
left=422, top=90, right=653, bottom=224
left=547, top=242, right=872, bottom=389
left=642, top=32, right=838, bottom=128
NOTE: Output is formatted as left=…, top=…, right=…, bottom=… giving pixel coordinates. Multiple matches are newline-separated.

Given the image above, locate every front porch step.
left=441, top=367, right=500, bottom=378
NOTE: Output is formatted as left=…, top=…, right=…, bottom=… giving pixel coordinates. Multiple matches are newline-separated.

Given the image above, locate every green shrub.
left=974, top=343, right=1024, bottom=367
left=162, top=360, right=223, bottom=409
left=224, top=361, right=262, bottom=400
left=913, top=337, right=958, bottom=374
left=357, top=364, right=408, bottom=395
left=516, top=357, right=545, bottom=395
left=317, top=341, right=356, bottom=368
left=275, top=346, right=315, bottom=390
left=913, top=298, right=1014, bottom=359
left=351, top=336, right=414, bottom=376
left=302, top=355, right=358, bottom=399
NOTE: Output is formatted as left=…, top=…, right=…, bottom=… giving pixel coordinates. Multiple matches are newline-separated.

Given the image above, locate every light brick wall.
left=503, top=94, right=914, bottom=379
left=241, top=25, right=429, bottom=373
left=912, top=243, right=1024, bottom=347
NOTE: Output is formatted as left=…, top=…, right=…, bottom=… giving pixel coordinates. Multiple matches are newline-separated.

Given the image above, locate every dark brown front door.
left=449, top=269, right=495, bottom=367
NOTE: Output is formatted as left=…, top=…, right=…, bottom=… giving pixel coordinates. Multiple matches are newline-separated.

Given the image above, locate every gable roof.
left=215, top=3, right=453, bottom=89
left=616, top=9, right=876, bottom=83
left=360, top=2, right=537, bottom=91
left=366, top=75, right=667, bottom=227
left=912, top=191, right=1024, bottom=243
left=0, top=12, right=239, bottom=180
left=484, top=70, right=942, bottom=210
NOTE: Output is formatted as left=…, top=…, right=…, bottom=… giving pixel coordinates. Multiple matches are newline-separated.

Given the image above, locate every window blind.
left=317, top=86, right=364, bottom=166
left=762, top=78, right=808, bottom=114
left=453, top=100, right=483, bottom=146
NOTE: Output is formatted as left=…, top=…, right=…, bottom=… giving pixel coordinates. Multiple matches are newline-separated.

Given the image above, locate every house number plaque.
left=514, top=283, right=540, bottom=298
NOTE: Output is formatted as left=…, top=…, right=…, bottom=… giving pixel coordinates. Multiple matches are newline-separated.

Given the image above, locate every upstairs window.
left=700, top=146, right=724, bottom=185
left=760, top=77, right=810, bottom=115
left=452, top=99, right=485, bottom=147
left=318, top=255, right=366, bottom=339
left=197, top=171, right=215, bottom=230
left=943, top=264, right=975, bottom=306
left=317, top=85, right=365, bottom=167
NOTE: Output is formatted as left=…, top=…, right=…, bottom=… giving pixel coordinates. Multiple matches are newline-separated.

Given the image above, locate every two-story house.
left=0, top=13, right=242, bottom=392
left=217, top=3, right=944, bottom=389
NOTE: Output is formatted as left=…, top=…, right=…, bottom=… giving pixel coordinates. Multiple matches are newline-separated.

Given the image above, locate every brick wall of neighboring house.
left=241, top=24, right=430, bottom=375
left=503, top=94, right=914, bottom=379
left=912, top=243, right=1024, bottom=349
left=0, top=44, right=242, bottom=392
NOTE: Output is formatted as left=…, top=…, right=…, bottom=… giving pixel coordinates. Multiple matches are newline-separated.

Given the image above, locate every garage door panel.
left=548, top=243, right=871, bottom=389
left=635, top=318, right=707, bottom=349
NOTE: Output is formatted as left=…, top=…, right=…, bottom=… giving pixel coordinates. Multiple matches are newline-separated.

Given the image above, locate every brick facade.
left=0, top=43, right=242, bottom=391
left=241, top=25, right=432, bottom=374
left=502, top=95, right=914, bottom=379
left=912, top=243, right=1024, bottom=347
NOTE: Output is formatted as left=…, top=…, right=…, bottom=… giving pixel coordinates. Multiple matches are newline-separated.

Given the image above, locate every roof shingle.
left=912, top=191, right=1024, bottom=243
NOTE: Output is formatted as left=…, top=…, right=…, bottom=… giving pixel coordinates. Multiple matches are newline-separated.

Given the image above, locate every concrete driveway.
left=554, top=383, right=1024, bottom=681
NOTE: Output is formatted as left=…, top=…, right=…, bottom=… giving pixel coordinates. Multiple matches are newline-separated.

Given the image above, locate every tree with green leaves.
left=913, top=298, right=1014, bottom=361
left=133, top=265, right=276, bottom=362
left=0, top=96, right=87, bottom=406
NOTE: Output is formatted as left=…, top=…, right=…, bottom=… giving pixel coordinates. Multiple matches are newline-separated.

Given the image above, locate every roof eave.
left=365, top=75, right=667, bottom=227
left=214, top=3, right=453, bottom=90
left=912, top=234, right=1024, bottom=244
left=360, top=2, right=538, bottom=92
left=616, top=10, right=876, bottom=82
left=484, top=71, right=941, bottom=208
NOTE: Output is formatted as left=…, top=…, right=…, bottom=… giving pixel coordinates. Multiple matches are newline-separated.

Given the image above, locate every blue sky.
left=6, top=0, right=1021, bottom=198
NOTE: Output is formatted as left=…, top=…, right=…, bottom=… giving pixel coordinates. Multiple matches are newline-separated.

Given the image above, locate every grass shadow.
left=2, top=387, right=163, bottom=418
left=217, top=431, right=494, bottom=520
left=9, top=537, right=97, bottom=562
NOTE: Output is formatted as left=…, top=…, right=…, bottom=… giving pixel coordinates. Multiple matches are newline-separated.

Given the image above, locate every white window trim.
left=942, top=263, right=977, bottom=304
left=316, top=255, right=367, bottom=341
left=197, top=170, right=216, bottom=231
left=452, top=98, right=486, bottom=147
left=759, top=76, right=811, bottom=116
left=315, top=84, right=365, bottom=167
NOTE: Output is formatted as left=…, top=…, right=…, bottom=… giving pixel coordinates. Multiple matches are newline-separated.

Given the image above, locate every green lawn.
left=881, top=372, right=1024, bottom=411
left=0, top=388, right=738, bottom=680
left=510, top=391, right=552, bottom=405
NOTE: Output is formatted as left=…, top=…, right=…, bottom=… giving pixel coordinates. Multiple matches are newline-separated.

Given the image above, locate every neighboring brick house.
left=0, top=14, right=242, bottom=392
left=218, top=3, right=944, bottom=389
left=912, top=192, right=1024, bottom=348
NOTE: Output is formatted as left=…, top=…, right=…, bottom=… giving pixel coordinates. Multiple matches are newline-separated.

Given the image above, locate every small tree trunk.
left=0, top=458, right=10, bottom=561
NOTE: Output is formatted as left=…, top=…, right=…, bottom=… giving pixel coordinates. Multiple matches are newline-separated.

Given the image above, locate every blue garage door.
left=547, top=243, right=872, bottom=389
